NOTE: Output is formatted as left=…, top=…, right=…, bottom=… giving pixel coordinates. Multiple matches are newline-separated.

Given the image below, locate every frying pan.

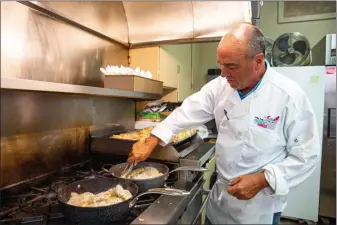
left=102, top=161, right=209, bottom=193
left=56, top=178, right=190, bottom=224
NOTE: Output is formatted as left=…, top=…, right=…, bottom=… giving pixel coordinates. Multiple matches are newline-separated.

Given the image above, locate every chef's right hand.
left=128, top=135, right=160, bottom=164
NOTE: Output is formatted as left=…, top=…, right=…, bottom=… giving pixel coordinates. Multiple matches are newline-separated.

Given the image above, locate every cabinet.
left=159, top=47, right=179, bottom=89
left=129, top=47, right=160, bottom=81
left=129, top=44, right=193, bottom=102
left=162, top=44, right=193, bottom=101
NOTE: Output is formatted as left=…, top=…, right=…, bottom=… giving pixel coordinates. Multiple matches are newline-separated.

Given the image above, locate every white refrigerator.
left=273, top=66, right=326, bottom=222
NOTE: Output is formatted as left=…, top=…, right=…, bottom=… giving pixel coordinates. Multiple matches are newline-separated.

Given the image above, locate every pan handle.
left=164, top=166, right=209, bottom=180
left=101, top=164, right=114, bottom=173
left=129, top=188, right=190, bottom=208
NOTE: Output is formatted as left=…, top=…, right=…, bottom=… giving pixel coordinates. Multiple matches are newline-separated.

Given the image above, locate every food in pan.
left=111, top=127, right=153, bottom=141
left=67, top=184, right=132, bottom=207
left=111, top=127, right=198, bottom=143
left=121, top=166, right=163, bottom=179
left=172, top=129, right=197, bottom=143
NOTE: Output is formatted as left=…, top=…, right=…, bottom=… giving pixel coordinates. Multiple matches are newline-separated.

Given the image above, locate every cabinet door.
left=175, top=44, right=192, bottom=101
left=159, top=46, right=179, bottom=88
left=160, top=44, right=192, bottom=100
left=129, top=47, right=160, bottom=80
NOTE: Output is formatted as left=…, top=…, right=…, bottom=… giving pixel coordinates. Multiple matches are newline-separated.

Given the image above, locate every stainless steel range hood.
left=123, top=1, right=251, bottom=47
left=21, top=1, right=254, bottom=48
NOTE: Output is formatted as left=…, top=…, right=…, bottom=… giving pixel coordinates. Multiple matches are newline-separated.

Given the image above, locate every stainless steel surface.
left=166, top=166, right=209, bottom=180
left=150, top=145, right=187, bottom=162
left=179, top=185, right=203, bottom=225
left=130, top=37, right=222, bottom=49
left=1, top=0, right=224, bottom=194
left=129, top=188, right=191, bottom=208
left=1, top=77, right=162, bottom=100
left=123, top=1, right=193, bottom=44
left=1, top=2, right=128, bottom=86
left=251, top=1, right=262, bottom=27
left=205, top=134, right=218, bottom=139
left=180, top=143, right=216, bottom=168
left=19, top=1, right=128, bottom=47
left=0, top=90, right=135, bottom=137
left=40, top=1, right=129, bottom=46
left=131, top=175, right=204, bottom=224
left=91, top=132, right=205, bottom=163
left=192, top=1, right=248, bottom=38
left=178, top=135, right=204, bottom=158
left=3, top=2, right=249, bottom=48
left=191, top=189, right=210, bottom=225
left=1, top=127, right=89, bottom=190
left=179, top=143, right=215, bottom=181
left=91, top=137, right=181, bottom=162
left=1, top=89, right=135, bottom=188
left=319, top=70, right=336, bottom=218
left=124, top=1, right=248, bottom=44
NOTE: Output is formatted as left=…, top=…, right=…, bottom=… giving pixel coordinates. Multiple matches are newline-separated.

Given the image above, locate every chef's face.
left=217, top=41, right=264, bottom=91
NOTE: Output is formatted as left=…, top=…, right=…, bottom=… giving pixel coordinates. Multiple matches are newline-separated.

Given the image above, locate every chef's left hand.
left=227, top=171, right=269, bottom=200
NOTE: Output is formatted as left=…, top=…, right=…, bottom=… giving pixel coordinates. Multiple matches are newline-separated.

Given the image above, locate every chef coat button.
left=222, top=122, right=226, bottom=127
left=238, top=132, right=242, bottom=136
left=294, top=139, right=298, bottom=143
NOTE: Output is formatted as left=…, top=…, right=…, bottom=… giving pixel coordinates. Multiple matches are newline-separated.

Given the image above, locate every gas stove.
left=0, top=161, right=157, bottom=225
left=1, top=128, right=215, bottom=225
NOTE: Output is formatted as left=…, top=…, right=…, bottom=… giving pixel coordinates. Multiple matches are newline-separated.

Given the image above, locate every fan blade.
left=288, top=34, right=296, bottom=47
left=279, top=53, right=296, bottom=65
left=278, top=51, right=289, bottom=58
left=276, top=36, right=290, bottom=52
left=293, top=40, right=307, bottom=55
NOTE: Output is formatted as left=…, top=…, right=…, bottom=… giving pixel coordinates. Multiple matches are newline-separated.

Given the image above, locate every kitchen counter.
left=130, top=175, right=204, bottom=224
left=205, top=134, right=217, bottom=139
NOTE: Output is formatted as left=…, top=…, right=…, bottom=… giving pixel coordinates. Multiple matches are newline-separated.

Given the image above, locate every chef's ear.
left=254, top=53, right=264, bottom=70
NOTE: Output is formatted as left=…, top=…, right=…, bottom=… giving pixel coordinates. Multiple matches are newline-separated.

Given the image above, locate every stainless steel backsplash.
left=1, top=2, right=128, bottom=86
left=1, top=2, right=133, bottom=189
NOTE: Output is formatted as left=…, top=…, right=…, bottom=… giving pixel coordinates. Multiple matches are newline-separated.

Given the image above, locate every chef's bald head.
left=220, top=23, right=265, bottom=59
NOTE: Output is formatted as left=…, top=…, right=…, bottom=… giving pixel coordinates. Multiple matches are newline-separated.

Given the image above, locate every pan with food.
left=110, top=127, right=198, bottom=146
left=102, top=162, right=209, bottom=193
left=56, top=177, right=190, bottom=224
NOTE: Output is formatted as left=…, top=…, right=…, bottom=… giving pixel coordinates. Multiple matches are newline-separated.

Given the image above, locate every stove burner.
left=0, top=163, right=155, bottom=225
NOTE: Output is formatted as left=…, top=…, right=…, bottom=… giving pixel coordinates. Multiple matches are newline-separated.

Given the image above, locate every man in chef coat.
left=127, top=23, right=320, bottom=224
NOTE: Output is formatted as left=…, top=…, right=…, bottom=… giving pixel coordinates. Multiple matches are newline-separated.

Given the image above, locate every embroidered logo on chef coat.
left=254, top=115, right=280, bottom=130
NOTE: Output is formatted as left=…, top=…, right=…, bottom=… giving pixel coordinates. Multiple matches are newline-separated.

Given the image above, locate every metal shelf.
left=1, top=77, right=162, bottom=100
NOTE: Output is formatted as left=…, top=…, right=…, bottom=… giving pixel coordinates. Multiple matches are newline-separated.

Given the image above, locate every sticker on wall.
left=326, top=67, right=336, bottom=75
left=310, top=75, right=320, bottom=83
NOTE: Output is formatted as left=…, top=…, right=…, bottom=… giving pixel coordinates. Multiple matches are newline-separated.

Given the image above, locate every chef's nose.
left=221, top=66, right=230, bottom=77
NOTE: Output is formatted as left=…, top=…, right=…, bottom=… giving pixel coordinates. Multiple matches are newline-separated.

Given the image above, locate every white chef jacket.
left=151, top=63, right=320, bottom=223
